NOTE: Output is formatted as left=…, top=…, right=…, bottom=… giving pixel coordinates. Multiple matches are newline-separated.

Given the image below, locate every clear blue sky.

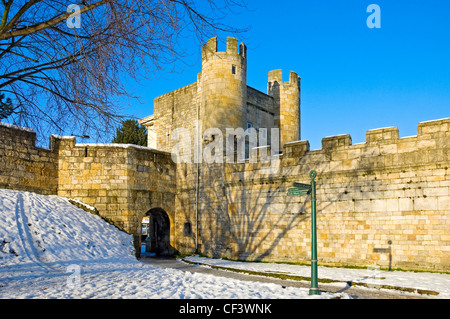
left=122, top=0, right=450, bottom=150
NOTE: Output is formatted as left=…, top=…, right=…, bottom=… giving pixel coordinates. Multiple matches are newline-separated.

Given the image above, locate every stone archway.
left=144, top=208, right=173, bottom=256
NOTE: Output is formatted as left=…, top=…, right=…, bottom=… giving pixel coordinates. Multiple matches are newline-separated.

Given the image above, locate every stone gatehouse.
left=0, top=36, right=449, bottom=272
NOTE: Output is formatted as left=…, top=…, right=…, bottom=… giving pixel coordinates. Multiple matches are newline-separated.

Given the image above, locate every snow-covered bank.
left=0, top=189, right=347, bottom=299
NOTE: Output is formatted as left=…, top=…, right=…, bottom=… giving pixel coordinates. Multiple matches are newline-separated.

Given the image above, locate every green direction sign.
left=287, top=187, right=310, bottom=196
left=293, top=182, right=311, bottom=190
left=287, top=182, right=311, bottom=196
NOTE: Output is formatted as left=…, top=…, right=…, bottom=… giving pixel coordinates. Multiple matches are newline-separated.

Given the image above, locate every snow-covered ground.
left=0, top=189, right=347, bottom=299
left=1, top=189, right=448, bottom=300
left=183, top=256, right=450, bottom=297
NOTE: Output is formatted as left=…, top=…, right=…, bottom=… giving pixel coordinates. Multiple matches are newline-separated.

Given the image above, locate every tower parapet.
left=201, top=36, right=247, bottom=61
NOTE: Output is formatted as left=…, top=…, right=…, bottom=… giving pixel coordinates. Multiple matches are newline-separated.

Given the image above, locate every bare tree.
left=0, top=0, right=248, bottom=141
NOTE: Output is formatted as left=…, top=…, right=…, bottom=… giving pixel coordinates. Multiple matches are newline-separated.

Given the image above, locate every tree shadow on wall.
left=196, top=136, right=400, bottom=263
left=194, top=154, right=317, bottom=261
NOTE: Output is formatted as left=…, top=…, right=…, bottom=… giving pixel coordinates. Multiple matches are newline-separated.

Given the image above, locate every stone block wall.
left=55, top=137, right=177, bottom=237
left=176, top=118, right=450, bottom=271
left=246, top=86, right=276, bottom=144
left=0, top=123, right=58, bottom=195
left=0, top=123, right=177, bottom=252
left=1, top=118, right=448, bottom=271
left=153, top=82, right=199, bottom=153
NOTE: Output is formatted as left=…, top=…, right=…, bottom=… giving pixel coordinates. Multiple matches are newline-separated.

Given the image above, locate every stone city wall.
left=0, top=122, right=176, bottom=242
left=0, top=123, right=58, bottom=195
left=153, top=82, right=199, bottom=153
left=55, top=137, right=176, bottom=237
left=176, top=118, right=450, bottom=271
left=1, top=118, right=449, bottom=271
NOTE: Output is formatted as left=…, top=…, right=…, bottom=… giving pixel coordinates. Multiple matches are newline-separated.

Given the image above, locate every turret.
left=268, top=69, right=301, bottom=148
left=199, top=37, right=247, bottom=136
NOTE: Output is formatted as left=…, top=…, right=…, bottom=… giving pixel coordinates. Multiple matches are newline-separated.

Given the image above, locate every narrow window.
left=184, top=222, right=192, bottom=236
left=231, top=65, right=236, bottom=74
left=84, top=147, right=88, bottom=157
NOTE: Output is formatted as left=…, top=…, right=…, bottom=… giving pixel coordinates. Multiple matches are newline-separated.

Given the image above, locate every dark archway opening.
left=141, top=208, right=173, bottom=256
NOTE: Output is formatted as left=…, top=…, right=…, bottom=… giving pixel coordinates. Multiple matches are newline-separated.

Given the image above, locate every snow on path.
left=184, top=254, right=450, bottom=297
left=0, top=189, right=348, bottom=299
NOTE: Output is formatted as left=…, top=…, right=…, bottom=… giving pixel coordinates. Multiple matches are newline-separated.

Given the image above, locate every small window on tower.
left=231, top=65, right=236, bottom=74
left=184, top=222, right=192, bottom=236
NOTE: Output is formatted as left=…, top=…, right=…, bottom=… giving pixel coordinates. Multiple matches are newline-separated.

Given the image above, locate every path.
left=139, top=256, right=435, bottom=299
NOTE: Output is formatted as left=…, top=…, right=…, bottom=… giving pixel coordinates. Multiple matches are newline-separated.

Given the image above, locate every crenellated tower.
left=199, top=37, right=248, bottom=136
left=268, top=69, right=301, bottom=148
left=141, top=36, right=301, bottom=157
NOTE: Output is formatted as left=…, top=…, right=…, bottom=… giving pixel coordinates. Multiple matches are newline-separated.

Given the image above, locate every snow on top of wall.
left=419, top=117, right=450, bottom=124
left=50, top=134, right=75, bottom=139
left=0, top=121, right=35, bottom=133
left=75, top=143, right=156, bottom=151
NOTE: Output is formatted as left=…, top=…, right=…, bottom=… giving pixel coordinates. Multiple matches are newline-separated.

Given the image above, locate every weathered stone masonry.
left=1, top=115, right=449, bottom=272
left=139, top=36, right=301, bottom=157
left=0, top=123, right=58, bottom=195
left=0, top=123, right=177, bottom=252
left=0, top=36, right=449, bottom=272
left=176, top=119, right=450, bottom=271
left=55, top=137, right=177, bottom=237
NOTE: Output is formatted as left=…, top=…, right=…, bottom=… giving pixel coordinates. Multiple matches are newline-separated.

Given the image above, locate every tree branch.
left=1, top=0, right=41, bottom=34
left=0, top=0, right=249, bottom=142
left=0, top=0, right=13, bottom=31
left=0, top=0, right=110, bottom=40
left=0, top=34, right=26, bottom=59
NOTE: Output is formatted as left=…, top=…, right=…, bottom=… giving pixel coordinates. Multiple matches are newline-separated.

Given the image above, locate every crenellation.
left=366, top=127, right=399, bottom=144
left=268, top=69, right=283, bottom=85
left=201, top=36, right=218, bottom=59
left=283, top=140, right=310, bottom=157
left=288, top=70, right=301, bottom=88
left=418, top=118, right=450, bottom=137
left=322, top=134, right=352, bottom=151
left=226, top=36, right=238, bottom=54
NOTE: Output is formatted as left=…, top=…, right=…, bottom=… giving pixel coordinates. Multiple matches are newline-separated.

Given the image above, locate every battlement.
left=0, top=122, right=38, bottom=147
left=321, top=134, right=352, bottom=151
left=224, top=117, right=449, bottom=171
left=268, top=69, right=300, bottom=90
left=202, top=36, right=247, bottom=61
left=279, top=118, right=450, bottom=166
left=417, top=117, right=449, bottom=137
left=0, top=122, right=58, bottom=195
left=365, top=127, right=399, bottom=145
